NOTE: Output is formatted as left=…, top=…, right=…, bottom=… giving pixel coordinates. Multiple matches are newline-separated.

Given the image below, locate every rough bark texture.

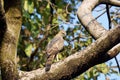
left=19, top=26, right=120, bottom=80
left=0, top=0, right=120, bottom=80
left=77, top=0, right=106, bottom=39
left=77, top=0, right=120, bottom=59
left=19, top=0, right=120, bottom=80
left=0, top=0, right=22, bottom=80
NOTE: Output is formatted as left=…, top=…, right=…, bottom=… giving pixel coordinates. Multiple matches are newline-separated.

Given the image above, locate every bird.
left=45, top=30, right=66, bottom=72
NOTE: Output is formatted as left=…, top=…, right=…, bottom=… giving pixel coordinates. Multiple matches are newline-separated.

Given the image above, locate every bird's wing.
left=46, top=36, right=62, bottom=52
left=45, top=32, right=65, bottom=72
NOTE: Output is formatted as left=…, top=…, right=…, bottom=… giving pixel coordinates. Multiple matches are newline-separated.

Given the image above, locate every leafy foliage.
left=17, top=0, right=120, bottom=79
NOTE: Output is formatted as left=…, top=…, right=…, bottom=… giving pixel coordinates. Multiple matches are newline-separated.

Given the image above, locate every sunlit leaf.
left=25, top=44, right=33, bottom=57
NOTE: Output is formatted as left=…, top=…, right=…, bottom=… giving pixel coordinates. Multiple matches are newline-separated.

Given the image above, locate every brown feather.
left=45, top=30, right=66, bottom=72
left=45, top=54, right=55, bottom=72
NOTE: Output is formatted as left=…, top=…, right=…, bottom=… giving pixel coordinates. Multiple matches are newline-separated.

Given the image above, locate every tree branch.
left=77, top=0, right=106, bottom=39
left=77, top=0, right=120, bottom=61
left=19, top=26, right=120, bottom=80
left=101, top=0, right=120, bottom=6
left=106, top=4, right=120, bottom=73
left=27, top=0, right=55, bottom=69
left=18, top=0, right=120, bottom=79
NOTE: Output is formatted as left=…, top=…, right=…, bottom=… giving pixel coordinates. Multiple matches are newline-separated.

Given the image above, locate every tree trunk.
left=0, top=0, right=120, bottom=80
left=0, top=0, right=22, bottom=80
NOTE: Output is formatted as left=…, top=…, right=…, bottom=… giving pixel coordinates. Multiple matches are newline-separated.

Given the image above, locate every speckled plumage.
left=45, top=30, right=66, bottom=72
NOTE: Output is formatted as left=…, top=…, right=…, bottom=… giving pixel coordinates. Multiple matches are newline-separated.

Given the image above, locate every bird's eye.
left=62, top=32, right=66, bottom=35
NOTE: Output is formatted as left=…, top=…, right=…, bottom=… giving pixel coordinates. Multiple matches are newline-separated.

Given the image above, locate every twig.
left=66, top=3, right=70, bottom=14
left=106, top=4, right=120, bottom=73
left=26, top=0, right=56, bottom=70
left=106, top=4, right=111, bottom=29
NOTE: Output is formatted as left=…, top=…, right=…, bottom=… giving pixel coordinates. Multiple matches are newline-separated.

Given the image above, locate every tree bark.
left=0, top=0, right=120, bottom=80
left=77, top=0, right=120, bottom=60
left=19, top=0, right=120, bottom=80
left=19, top=26, right=120, bottom=80
left=0, top=0, right=22, bottom=80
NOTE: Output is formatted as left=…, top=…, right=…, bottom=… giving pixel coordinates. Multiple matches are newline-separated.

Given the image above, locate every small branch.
left=27, top=0, right=56, bottom=70
left=114, top=57, right=120, bottom=73
left=26, top=25, right=50, bottom=70
left=106, top=4, right=111, bottom=29
left=106, top=3, right=120, bottom=73
left=110, top=66, right=120, bottom=68
left=66, top=3, right=70, bottom=14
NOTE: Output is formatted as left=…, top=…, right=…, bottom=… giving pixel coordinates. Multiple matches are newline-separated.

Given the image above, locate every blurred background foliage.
left=17, top=0, right=120, bottom=79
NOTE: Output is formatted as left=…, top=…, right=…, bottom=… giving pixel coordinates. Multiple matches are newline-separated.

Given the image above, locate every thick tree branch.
left=77, top=0, right=120, bottom=60
left=18, top=0, right=120, bottom=79
left=77, top=0, right=120, bottom=38
left=77, top=0, right=107, bottom=39
left=101, top=0, right=120, bottom=6
left=19, top=26, right=120, bottom=80
left=106, top=3, right=120, bottom=73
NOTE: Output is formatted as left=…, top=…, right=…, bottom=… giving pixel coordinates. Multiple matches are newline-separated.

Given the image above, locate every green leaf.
left=97, top=64, right=109, bottom=74
left=24, top=0, right=34, bottom=14
left=28, top=1, right=34, bottom=13
left=25, top=44, right=33, bottom=57
left=57, top=8, right=63, bottom=14
left=24, top=0, right=28, bottom=11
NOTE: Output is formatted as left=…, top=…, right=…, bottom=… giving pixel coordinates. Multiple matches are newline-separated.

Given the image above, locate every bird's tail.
left=45, top=54, right=55, bottom=72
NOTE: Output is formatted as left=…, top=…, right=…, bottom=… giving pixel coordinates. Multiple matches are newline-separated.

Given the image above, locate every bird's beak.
left=63, top=32, right=66, bottom=37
